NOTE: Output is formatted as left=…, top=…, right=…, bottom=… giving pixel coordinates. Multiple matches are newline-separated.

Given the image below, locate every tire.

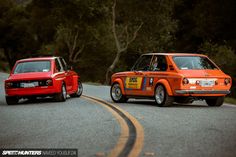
left=27, top=96, right=37, bottom=102
left=70, top=81, right=83, bottom=98
left=6, top=96, right=19, bottom=105
left=175, top=97, right=194, bottom=104
left=206, top=96, right=224, bottom=107
left=55, top=83, right=67, bottom=102
left=154, top=84, right=173, bottom=107
left=110, top=83, right=128, bottom=103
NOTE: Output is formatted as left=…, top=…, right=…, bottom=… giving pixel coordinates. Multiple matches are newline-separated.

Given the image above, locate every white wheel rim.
left=77, top=82, right=83, bottom=95
left=62, top=85, right=67, bottom=99
left=155, top=85, right=165, bottom=104
left=112, top=84, right=122, bottom=101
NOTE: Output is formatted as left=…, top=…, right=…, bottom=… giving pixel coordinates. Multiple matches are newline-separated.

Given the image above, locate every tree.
left=0, top=0, right=40, bottom=68
left=56, top=25, right=85, bottom=64
left=174, top=0, right=236, bottom=52
left=105, top=0, right=143, bottom=84
left=105, top=0, right=179, bottom=83
left=199, top=41, right=236, bottom=75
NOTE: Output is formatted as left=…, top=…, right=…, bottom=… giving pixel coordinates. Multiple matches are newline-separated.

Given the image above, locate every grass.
left=225, top=97, right=236, bottom=105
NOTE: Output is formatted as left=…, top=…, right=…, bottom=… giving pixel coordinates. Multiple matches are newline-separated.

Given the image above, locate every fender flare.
left=72, top=75, right=79, bottom=91
left=112, top=78, right=125, bottom=95
left=155, top=79, right=173, bottom=96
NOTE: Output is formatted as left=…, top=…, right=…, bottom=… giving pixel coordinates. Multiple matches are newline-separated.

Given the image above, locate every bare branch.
left=112, top=0, right=121, bottom=51
left=120, top=22, right=143, bottom=52
left=105, top=1, right=143, bottom=84
left=72, top=29, right=79, bottom=54
left=73, top=44, right=85, bottom=62
left=124, top=25, right=129, bottom=49
left=127, top=22, right=143, bottom=46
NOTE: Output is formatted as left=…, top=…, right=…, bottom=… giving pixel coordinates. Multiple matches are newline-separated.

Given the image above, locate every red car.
left=4, top=57, right=83, bottom=105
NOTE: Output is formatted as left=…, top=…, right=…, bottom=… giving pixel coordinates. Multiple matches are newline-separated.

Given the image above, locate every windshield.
left=14, top=61, right=51, bottom=74
left=172, top=56, right=218, bottom=70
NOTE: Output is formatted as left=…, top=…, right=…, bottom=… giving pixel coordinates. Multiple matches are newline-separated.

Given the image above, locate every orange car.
left=110, top=53, right=232, bottom=107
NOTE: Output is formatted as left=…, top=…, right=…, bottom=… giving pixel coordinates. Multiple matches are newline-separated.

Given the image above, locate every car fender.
left=72, top=75, right=79, bottom=92
left=113, top=78, right=125, bottom=95
left=52, top=73, right=66, bottom=92
left=155, top=79, right=173, bottom=96
left=53, top=78, right=64, bottom=92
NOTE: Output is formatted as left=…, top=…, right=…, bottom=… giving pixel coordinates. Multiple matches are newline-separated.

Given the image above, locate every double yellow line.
left=82, top=95, right=144, bottom=157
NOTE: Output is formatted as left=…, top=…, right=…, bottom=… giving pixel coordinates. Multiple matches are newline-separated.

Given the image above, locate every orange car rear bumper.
left=175, top=90, right=230, bottom=95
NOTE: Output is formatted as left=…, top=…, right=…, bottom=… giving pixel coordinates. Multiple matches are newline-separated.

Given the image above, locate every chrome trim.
left=175, top=90, right=230, bottom=94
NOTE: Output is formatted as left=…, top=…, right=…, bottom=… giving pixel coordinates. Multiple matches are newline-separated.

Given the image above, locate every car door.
left=124, top=55, right=153, bottom=96
left=59, top=57, right=73, bottom=92
left=148, top=55, right=169, bottom=95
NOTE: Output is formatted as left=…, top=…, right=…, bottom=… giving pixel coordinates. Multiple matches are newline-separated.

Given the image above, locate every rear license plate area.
left=199, top=80, right=214, bottom=87
left=20, top=82, right=39, bottom=88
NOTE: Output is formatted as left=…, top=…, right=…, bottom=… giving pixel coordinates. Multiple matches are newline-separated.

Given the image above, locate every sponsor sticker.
left=125, top=77, right=143, bottom=89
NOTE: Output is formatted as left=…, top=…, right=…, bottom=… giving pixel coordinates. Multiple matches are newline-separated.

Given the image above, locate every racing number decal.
left=125, top=77, right=143, bottom=89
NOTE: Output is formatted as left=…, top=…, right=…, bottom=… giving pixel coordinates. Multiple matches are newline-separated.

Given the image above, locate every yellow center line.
left=82, top=96, right=129, bottom=157
left=82, top=95, right=144, bottom=157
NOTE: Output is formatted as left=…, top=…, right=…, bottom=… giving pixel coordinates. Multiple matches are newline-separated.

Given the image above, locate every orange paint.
left=111, top=53, right=231, bottom=98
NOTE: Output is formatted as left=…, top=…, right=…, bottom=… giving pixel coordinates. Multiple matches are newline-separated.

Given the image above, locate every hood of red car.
left=6, top=72, right=52, bottom=81
left=179, top=69, right=228, bottom=78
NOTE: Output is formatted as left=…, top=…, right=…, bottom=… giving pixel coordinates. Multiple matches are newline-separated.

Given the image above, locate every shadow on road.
left=126, top=100, right=208, bottom=108
left=0, top=97, right=62, bottom=106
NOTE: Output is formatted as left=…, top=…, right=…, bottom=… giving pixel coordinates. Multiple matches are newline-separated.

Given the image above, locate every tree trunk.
left=104, top=0, right=143, bottom=84
left=105, top=50, right=122, bottom=84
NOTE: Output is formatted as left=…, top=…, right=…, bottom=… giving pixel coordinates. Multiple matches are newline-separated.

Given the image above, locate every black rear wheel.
left=70, top=81, right=83, bottom=98
left=6, top=96, right=19, bottom=105
left=154, top=84, right=173, bottom=107
left=206, top=97, right=224, bottom=107
left=110, top=83, right=128, bottom=103
left=55, top=83, right=67, bottom=102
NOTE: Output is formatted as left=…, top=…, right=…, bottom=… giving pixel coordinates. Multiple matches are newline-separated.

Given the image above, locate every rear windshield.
left=172, top=56, right=218, bottom=70
left=14, top=61, right=51, bottom=74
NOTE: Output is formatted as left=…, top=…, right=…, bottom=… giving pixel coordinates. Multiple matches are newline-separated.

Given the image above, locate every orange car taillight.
left=46, top=79, right=53, bottom=86
left=5, top=82, right=13, bottom=89
left=182, top=78, right=189, bottom=85
left=224, top=78, right=231, bottom=85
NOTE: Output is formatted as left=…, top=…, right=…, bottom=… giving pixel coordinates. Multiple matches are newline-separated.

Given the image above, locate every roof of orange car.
left=144, top=52, right=207, bottom=57
left=17, top=57, right=58, bottom=62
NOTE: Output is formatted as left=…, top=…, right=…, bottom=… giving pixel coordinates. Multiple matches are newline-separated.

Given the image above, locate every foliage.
left=225, top=97, right=236, bottom=105
left=199, top=41, right=236, bottom=74
left=0, top=0, right=235, bottom=97
left=0, top=0, right=40, bottom=68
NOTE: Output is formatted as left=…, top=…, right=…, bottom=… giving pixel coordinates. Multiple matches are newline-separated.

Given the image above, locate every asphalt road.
left=1, top=72, right=236, bottom=157
left=0, top=73, right=120, bottom=156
